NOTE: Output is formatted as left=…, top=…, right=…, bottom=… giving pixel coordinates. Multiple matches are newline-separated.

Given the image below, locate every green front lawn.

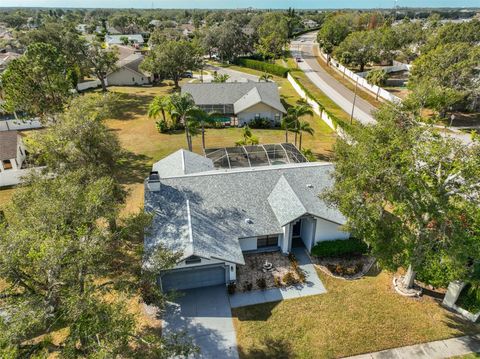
left=233, top=269, right=480, bottom=359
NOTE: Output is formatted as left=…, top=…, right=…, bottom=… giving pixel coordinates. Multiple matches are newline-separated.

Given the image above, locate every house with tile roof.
left=182, top=82, right=287, bottom=126
left=144, top=146, right=349, bottom=292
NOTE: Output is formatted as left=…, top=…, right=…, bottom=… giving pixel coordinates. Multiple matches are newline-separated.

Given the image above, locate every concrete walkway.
left=229, top=247, right=326, bottom=308
left=163, top=285, right=239, bottom=359
left=345, top=334, right=480, bottom=359
left=291, top=33, right=376, bottom=125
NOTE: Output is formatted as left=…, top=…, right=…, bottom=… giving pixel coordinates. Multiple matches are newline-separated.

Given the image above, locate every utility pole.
left=350, top=78, right=359, bottom=124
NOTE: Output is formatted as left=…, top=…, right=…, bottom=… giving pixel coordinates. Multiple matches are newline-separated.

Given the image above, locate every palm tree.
left=259, top=72, right=273, bottom=82
left=148, top=95, right=170, bottom=124
left=281, top=116, right=295, bottom=143
left=301, top=148, right=316, bottom=162
left=285, top=103, right=314, bottom=147
left=297, top=120, right=315, bottom=150
left=236, top=126, right=259, bottom=146
left=168, top=93, right=199, bottom=151
left=189, top=109, right=221, bottom=150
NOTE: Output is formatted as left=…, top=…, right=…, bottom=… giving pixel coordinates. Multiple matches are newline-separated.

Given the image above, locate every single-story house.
left=106, top=52, right=151, bottom=86
left=144, top=146, right=349, bottom=292
left=182, top=82, right=287, bottom=126
left=0, top=131, right=26, bottom=173
left=105, top=34, right=144, bottom=47
left=0, top=51, right=20, bottom=72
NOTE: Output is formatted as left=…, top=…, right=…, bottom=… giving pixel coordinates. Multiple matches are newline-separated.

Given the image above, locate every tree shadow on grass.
left=232, top=301, right=280, bottom=322
left=117, top=151, right=152, bottom=186
left=111, top=93, right=154, bottom=121
left=238, top=336, right=295, bottom=359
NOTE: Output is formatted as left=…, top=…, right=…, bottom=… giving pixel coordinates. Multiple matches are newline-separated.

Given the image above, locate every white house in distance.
left=144, top=144, right=349, bottom=292
left=182, top=82, right=287, bottom=126
left=0, top=131, right=28, bottom=187
left=105, top=34, right=144, bottom=47
left=106, top=52, right=151, bottom=86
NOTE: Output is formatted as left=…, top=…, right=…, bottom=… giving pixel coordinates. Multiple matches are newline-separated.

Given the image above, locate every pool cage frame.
left=204, top=143, right=308, bottom=170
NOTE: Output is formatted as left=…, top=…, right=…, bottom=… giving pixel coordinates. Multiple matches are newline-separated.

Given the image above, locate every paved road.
left=291, top=32, right=473, bottom=145
left=163, top=285, right=239, bottom=359
left=291, top=33, right=376, bottom=125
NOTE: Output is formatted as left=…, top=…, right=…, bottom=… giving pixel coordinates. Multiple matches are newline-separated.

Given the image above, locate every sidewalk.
left=229, top=247, right=326, bottom=308
left=344, top=334, right=480, bottom=359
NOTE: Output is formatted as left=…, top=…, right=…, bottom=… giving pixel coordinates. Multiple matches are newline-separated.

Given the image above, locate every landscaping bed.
left=234, top=252, right=305, bottom=293
left=310, top=238, right=374, bottom=280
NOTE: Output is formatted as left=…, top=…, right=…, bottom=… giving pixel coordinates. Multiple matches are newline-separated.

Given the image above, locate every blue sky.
left=2, top=0, right=479, bottom=8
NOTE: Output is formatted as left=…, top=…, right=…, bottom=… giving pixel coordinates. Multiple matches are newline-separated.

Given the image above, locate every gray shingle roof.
left=0, top=131, right=18, bottom=161
left=181, top=82, right=286, bottom=114
left=145, top=153, right=346, bottom=265
left=152, top=149, right=215, bottom=178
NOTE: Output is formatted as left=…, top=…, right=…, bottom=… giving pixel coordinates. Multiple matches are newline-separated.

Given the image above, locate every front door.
left=292, top=220, right=301, bottom=238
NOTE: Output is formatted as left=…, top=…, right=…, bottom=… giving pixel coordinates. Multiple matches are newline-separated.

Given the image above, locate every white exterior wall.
left=281, top=223, right=292, bottom=253
left=106, top=67, right=151, bottom=86
left=237, top=103, right=283, bottom=126
left=314, top=217, right=349, bottom=243
left=239, top=237, right=257, bottom=251
left=300, top=216, right=316, bottom=252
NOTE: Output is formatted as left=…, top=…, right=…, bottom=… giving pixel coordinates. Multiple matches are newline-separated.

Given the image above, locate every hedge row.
left=311, top=238, right=368, bottom=258
left=235, top=58, right=290, bottom=78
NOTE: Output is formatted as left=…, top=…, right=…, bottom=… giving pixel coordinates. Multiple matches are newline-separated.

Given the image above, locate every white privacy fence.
left=0, top=118, right=43, bottom=131
left=0, top=167, right=44, bottom=187
left=316, top=49, right=403, bottom=104
left=287, top=73, right=347, bottom=139
left=77, top=79, right=102, bottom=91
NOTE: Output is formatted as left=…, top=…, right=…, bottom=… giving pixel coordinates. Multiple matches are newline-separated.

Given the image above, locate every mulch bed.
left=313, top=255, right=376, bottom=280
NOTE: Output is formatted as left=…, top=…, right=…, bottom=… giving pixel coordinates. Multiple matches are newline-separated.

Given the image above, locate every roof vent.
left=306, top=184, right=314, bottom=189
left=147, top=171, right=161, bottom=192
left=245, top=218, right=253, bottom=224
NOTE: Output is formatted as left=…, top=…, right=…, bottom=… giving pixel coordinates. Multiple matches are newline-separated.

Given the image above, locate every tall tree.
left=317, top=13, right=353, bottom=55
left=79, top=41, right=119, bottom=92
left=324, top=103, right=480, bottom=289
left=1, top=43, right=73, bottom=119
left=167, top=93, right=200, bottom=151
left=409, top=43, right=480, bottom=114
left=297, top=120, right=315, bottom=150
left=284, top=103, right=314, bottom=147
left=141, top=40, right=202, bottom=87
left=334, top=30, right=379, bottom=72
left=256, top=13, right=289, bottom=60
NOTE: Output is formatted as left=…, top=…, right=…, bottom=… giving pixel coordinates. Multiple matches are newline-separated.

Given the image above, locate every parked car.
left=182, top=71, right=193, bottom=78
left=295, top=56, right=303, bottom=62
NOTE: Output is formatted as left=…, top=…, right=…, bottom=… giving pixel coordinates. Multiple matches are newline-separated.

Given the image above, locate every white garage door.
left=161, top=265, right=226, bottom=292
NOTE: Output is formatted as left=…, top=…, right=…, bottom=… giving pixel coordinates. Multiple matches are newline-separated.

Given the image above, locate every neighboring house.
left=144, top=145, right=349, bottom=292
left=303, top=19, right=319, bottom=29
left=75, top=24, right=87, bottom=33
left=0, top=131, right=27, bottom=187
left=0, top=51, right=20, bottom=72
left=106, top=52, right=151, bottom=86
left=105, top=34, right=144, bottom=47
left=182, top=82, right=286, bottom=126
left=180, top=23, right=195, bottom=37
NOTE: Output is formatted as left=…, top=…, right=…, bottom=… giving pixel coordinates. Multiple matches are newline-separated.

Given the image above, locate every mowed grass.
left=106, top=77, right=336, bottom=211
left=0, top=187, right=16, bottom=209
left=233, top=269, right=480, bottom=359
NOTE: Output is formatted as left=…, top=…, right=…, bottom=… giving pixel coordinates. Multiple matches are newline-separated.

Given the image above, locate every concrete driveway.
left=163, top=285, right=239, bottom=359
